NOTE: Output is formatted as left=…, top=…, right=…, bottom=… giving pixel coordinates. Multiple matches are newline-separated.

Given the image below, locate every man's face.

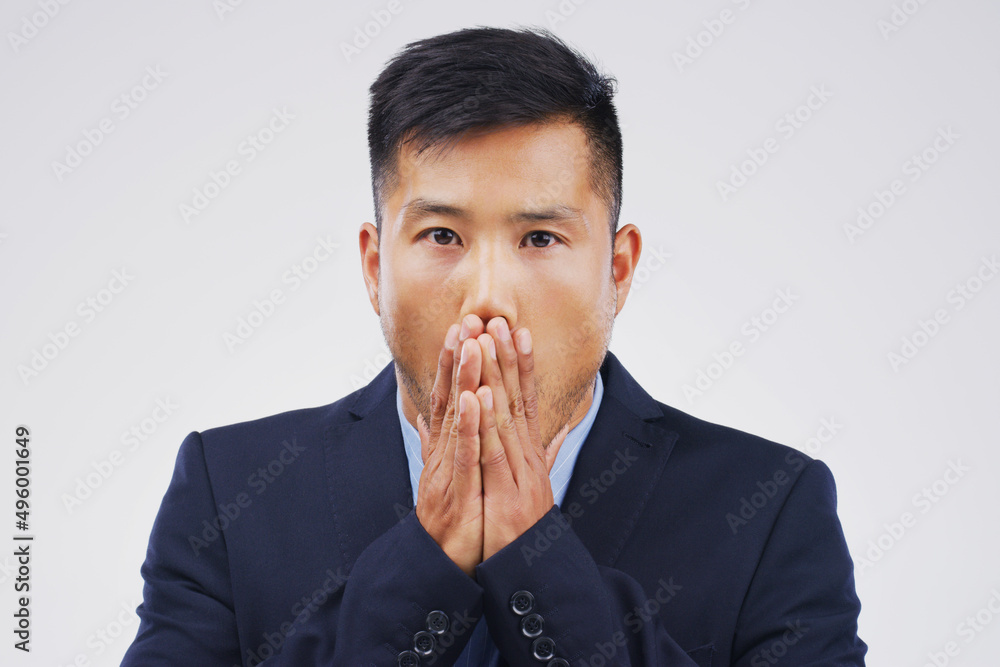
left=360, top=119, right=639, bottom=447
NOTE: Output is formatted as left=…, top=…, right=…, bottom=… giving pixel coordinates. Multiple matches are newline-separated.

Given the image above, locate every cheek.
left=382, top=250, right=436, bottom=314
left=530, top=300, right=603, bottom=376
left=382, top=259, right=463, bottom=369
left=538, top=270, right=610, bottom=336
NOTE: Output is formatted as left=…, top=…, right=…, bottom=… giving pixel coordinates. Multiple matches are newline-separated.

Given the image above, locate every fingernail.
left=459, top=318, right=470, bottom=341
left=497, top=319, right=511, bottom=342
left=458, top=393, right=466, bottom=419
left=461, top=339, right=469, bottom=365
left=483, top=387, right=493, bottom=409
left=445, top=324, right=459, bottom=351
left=519, top=329, right=531, bottom=355
left=488, top=337, right=497, bottom=361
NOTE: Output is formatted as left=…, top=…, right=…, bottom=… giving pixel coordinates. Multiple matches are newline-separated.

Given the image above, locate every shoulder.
left=646, top=398, right=831, bottom=504
left=188, top=385, right=371, bottom=481
left=603, top=352, right=816, bottom=484
left=200, top=378, right=376, bottom=444
left=659, top=399, right=810, bottom=465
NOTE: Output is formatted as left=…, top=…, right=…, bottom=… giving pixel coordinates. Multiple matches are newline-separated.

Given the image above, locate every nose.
left=458, top=239, right=517, bottom=332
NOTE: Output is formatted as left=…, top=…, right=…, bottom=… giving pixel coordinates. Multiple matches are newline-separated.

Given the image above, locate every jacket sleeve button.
left=509, top=589, right=535, bottom=615
left=413, top=630, right=436, bottom=657
left=425, top=609, right=450, bottom=634
left=520, top=612, right=544, bottom=638
left=397, top=650, right=420, bottom=666
left=531, top=636, right=556, bottom=660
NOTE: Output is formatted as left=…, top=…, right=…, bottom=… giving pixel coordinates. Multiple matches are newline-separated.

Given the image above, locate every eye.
left=523, top=231, right=560, bottom=248
left=418, top=228, right=562, bottom=248
left=420, top=228, right=458, bottom=245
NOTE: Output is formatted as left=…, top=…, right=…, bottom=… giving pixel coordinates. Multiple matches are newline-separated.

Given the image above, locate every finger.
left=425, top=323, right=460, bottom=465
left=451, top=390, right=483, bottom=503
left=463, top=313, right=486, bottom=340
left=477, top=330, right=525, bottom=486
left=443, top=314, right=485, bottom=438
left=435, top=316, right=474, bottom=475
left=489, top=318, right=532, bottom=464
left=416, top=413, right=441, bottom=510
left=514, top=327, right=545, bottom=467
left=477, top=384, right=516, bottom=498
left=441, top=336, right=482, bottom=481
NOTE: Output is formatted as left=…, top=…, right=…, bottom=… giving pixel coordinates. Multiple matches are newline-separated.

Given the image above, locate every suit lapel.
left=322, top=349, right=679, bottom=571
left=323, top=363, right=414, bottom=566
left=559, top=351, right=679, bottom=567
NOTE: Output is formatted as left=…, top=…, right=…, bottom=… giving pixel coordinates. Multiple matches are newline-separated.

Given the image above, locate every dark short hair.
left=367, top=25, right=622, bottom=242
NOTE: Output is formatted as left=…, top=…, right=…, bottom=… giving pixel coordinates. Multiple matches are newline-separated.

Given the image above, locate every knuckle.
left=499, top=411, right=518, bottom=433
left=503, top=354, right=519, bottom=372
left=454, top=443, right=478, bottom=469
left=507, top=391, right=525, bottom=420
left=481, top=447, right=507, bottom=469
left=417, top=479, right=438, bottom=502
left=477, top=411, right=493, bottom=434
left=430, top=390, right=446, bottom=415
left=522, top=393, right=539, bottom=421
left=448, top=414, right=463, bottom=439
left=520, top=349, right=534, bottom=371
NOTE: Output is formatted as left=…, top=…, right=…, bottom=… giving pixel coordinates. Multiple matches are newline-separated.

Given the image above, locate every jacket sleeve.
left=472, top=458, right=867, bottom=666
left=121, top=431, right=486, bottom=666
left=262, top=507, right=486, bottom=666
left=120, top=431, right=243, bottom=665
left=473, top=504, right=700, bottom=666
left=729, top=459, right=867, bottom=667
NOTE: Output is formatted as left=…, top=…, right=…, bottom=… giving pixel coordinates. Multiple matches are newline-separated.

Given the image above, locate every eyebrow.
left=400, top=198, right=589, bottom=232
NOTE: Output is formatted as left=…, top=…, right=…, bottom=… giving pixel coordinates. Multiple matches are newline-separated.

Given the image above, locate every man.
left=122, top=26, right=866, bottom=666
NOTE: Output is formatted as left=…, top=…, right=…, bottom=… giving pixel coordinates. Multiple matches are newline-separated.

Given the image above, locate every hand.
left=475, top=316, right=570, bottom=562
left=415, top=316, right=487, bottom=577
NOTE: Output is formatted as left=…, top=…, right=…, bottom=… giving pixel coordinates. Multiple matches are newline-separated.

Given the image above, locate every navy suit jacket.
left=121, top=350, right=866, bottom=666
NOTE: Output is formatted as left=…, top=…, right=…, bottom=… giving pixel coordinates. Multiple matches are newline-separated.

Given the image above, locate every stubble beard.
left=380, top=282, right=617, bottom=451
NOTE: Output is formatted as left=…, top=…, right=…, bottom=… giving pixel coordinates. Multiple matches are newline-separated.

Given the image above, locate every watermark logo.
left=887, top=255, right=996, bottom=372
left=61, top=397, right=180, bottom=514
left=855, top=459, right=970, bottom=575
left=17, top=267, right=135, bottom=385
left=340, top=0, right=405, bottom=62
left=51, top=66, right=168, bottom=181
left=726, top=451, right=807, bottom=535
left=223, top=235, right=340, bottom=352
left=844, top=126, right=959, bottom=243
left=189, top=437, right=306, bottom=556
left=877, top=0, right=935, bottom=40
left=7, top=0, right=74, bottom=54
left=918, top=587, right=1000, bottom=666
left=672, top=0, right=757, bottom=73
left=716, top=85, right=833, bottom=202
left=179, top=107, right=295, bottom=224
left=683, top=288, right=798, bottom=404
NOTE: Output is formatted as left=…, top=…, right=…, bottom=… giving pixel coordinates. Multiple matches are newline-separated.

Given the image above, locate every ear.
left=359, top=222, right=380, bottom=316
left=611, top=224, right=642, bottom=316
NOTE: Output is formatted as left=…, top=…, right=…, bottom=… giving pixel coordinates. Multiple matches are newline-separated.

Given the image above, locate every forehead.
left=386, top=120, right=600, bottom=226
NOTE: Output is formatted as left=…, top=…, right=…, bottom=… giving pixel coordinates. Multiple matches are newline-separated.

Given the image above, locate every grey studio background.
left=2, top=0, right=998, bottom=665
